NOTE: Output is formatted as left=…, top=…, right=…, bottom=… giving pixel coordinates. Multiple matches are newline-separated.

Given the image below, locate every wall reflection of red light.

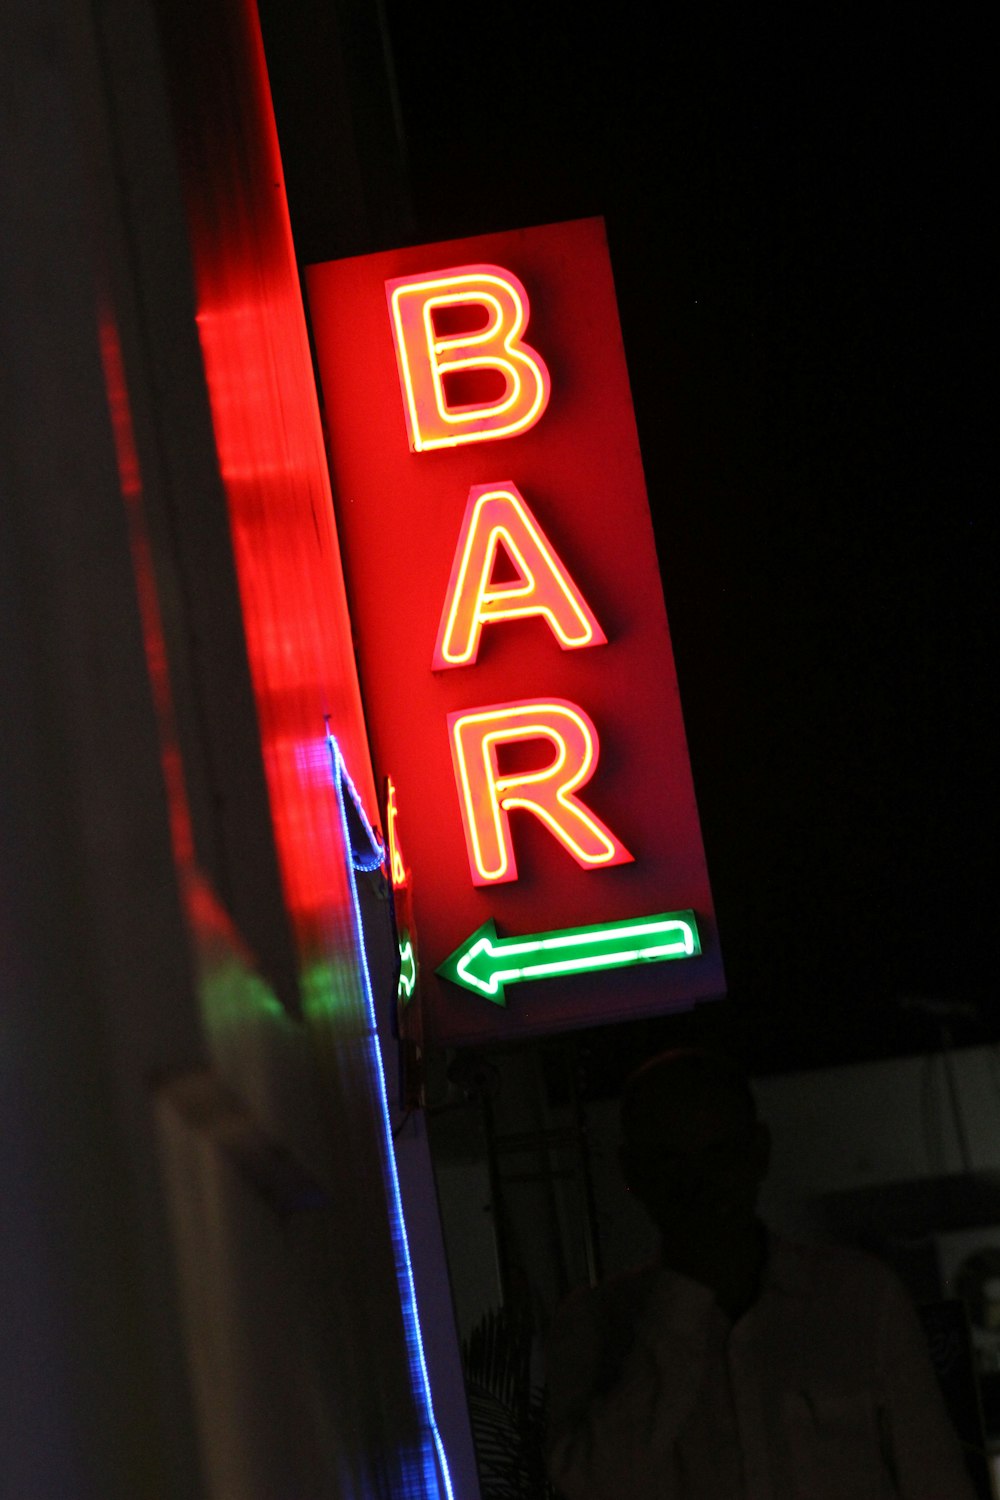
left=193, top=292, right=376, bottom=944
left=185, top=5, right=378, bottom=950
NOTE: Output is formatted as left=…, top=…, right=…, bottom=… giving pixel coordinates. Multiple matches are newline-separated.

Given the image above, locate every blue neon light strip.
left=327, top=735, right=455, bottom=1500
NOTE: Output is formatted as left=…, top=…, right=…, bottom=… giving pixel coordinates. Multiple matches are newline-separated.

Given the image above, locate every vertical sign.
left=307, top=219, right=724, bottom=1044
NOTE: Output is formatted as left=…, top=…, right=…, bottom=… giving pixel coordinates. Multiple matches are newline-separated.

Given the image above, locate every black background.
left=261, top=2, right=992, bottom=1076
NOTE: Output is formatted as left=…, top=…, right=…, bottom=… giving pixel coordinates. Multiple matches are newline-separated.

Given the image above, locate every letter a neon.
left=448, top=699, right=632, bottom=886
left=386, top=265, right=551, bottom=451
left=433, top=484, right=606, bottom=669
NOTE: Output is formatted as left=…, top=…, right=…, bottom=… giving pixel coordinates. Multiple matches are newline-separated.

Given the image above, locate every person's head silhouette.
left=619, top=1050, right=771, bottom=1314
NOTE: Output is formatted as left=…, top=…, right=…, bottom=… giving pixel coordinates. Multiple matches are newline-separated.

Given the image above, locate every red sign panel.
left=307, top=219, right=724, bottom=1044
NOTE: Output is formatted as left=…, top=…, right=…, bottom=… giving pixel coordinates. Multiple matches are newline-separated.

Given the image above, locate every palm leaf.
left=462, top=1305, right=556, bottom=1500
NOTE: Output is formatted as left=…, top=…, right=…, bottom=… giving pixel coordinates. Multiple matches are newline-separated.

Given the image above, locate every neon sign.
left=438, top=912, right=701, bottom=1005
left=327, top=736, right=453, bottom=1496
left=307, top=220, right=724, bottom=1044
left=448, top=699, right=632, bottom=885
left=398, top=937, right=417, bottom=1001
left=386, top=266, right=550, bottom=451
left=433, top=483, right=606, bottom=668
left=386, top=775, right=408, bottom=888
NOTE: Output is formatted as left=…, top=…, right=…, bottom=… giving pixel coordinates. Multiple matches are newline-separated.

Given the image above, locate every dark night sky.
left=263, top=3, right=993, bottom=1074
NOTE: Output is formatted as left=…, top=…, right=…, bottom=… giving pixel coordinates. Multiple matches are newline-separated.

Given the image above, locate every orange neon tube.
left=433, top=483, right=606, bottom=669
left=447, top=699, right=632, bottom=885
left=386, top=265, right=551, bottom=451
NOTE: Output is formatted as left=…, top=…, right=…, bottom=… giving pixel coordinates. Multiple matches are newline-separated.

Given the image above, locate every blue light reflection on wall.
left=327, top=734, right=455, bottom=1500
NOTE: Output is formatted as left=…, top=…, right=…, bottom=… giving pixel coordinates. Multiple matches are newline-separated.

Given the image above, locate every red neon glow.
left=386, top=776, right=408, bottom=888
left=433, top=483, right=606, bottom=669
left=386, top=265, right=550, bottom=452
left=188, top=7, right=376, bottom=941
left=447, top=699, right=632, bottom=886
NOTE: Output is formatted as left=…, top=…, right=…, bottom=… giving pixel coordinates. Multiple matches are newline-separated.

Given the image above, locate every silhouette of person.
left=545, top=1049, right=975, bottom=1498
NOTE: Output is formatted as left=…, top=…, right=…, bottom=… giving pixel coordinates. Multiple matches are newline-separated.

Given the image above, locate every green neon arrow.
left=398, top=937, right=417, bottom=1002
left=436, top=911, right=701, bottom=1005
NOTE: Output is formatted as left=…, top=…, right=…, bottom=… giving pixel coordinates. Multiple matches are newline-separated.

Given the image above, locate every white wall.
left=431, top=1044, right=1000, bottom=1337
left=756, top=1047, right=1000, bottom=1230
left=579, top=1046, right=1000, bottom=1274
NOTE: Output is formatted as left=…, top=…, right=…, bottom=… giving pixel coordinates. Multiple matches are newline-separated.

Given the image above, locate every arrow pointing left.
left=436, top=911, right=700, bottom=1006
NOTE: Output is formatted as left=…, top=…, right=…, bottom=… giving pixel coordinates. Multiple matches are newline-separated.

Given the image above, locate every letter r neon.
left=447, top=699, right=633, bottom=886
left=385, top=265, right=551, bottom=451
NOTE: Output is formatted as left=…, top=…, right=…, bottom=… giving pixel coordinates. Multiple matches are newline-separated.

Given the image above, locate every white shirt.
left=545, top=1234, right=975, bottom=1499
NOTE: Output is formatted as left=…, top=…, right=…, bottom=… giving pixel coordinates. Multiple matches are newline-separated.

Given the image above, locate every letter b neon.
left=386, top=265, right=551, bottom=452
